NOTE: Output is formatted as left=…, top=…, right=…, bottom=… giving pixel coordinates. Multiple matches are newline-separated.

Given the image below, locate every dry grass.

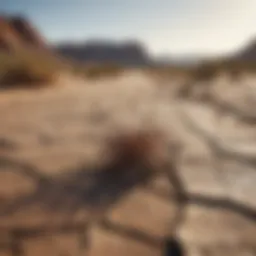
left=72, top=63, right=124, bottom=80
left=144, top=66, right=191, bottom=81
left=0, top=50, right=60, bottom=89
left=144, top=60, right=256, bottom=85
left=175, top=59, right=256, bottom=100
left=190, top=60, right=256, bottom=82
left=189, top=63, right=221, bottom=83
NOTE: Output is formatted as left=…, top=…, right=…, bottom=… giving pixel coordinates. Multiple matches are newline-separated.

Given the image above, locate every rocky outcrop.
left=0, top=15, right=48, bottom=52
left=0, top=16, right=23, bottom=51
left=10, top=16, right=48, bottom=49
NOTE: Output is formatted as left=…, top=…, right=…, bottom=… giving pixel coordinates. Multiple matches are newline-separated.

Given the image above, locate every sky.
left=1, top=0, right=256, bottom=56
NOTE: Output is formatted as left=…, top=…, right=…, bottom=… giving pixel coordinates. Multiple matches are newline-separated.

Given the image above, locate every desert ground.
left=0, top=72, right=256, bottom=256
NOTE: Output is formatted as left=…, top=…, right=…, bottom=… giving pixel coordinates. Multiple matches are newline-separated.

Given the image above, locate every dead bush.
left=144, top=66, right=190, bottom=82
left=73, top=63, right=124, bottom=80
left=190, top=62, right=221, bottom=82
left=109, top=130, right=168, bottom=169
left=0, top=50, right=59, bottom=89
left=190, top=59, right=256, bottom=83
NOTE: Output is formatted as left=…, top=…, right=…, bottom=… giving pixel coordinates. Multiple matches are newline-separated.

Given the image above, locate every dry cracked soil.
left=0, top=72, right=256, bottom=256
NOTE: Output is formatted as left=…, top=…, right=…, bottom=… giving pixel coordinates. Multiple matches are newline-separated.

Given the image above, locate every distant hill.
left=55, top=40, right=153, bottom=67
left=3, top=13, right=254, bottom=70
left=155, top=54, right=206, bottom=67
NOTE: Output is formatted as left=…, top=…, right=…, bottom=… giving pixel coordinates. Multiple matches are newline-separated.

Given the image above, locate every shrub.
left=109, top=130, right=167, bottom=168
left=190, top=59, right=256, bottom=83
left=73, top=63, right=124, bottom=80
left=189, top=62, right=221, bottom=82
left=176, top=59, right=256, bottom=100
left=145, top=66, right=190, bottom=81
left=0, top=50, right=59, bottom=89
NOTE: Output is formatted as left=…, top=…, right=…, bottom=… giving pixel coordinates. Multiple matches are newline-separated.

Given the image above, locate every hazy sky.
left=1, top=0, right=256, bottom=56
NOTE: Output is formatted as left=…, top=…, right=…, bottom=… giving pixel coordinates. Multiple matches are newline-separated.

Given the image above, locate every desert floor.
left=0, top=72, right=256, bottom=256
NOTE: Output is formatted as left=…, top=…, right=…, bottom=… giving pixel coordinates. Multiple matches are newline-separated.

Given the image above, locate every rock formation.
left=0, top=15, right=48, bottom=52
left=56, top=40, right=153, bottom=67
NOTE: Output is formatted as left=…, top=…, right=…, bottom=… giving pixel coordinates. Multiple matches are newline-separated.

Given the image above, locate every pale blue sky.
left=1, top=0, right=256, bottom=56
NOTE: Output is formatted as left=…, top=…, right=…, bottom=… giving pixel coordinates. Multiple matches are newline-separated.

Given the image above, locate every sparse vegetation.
left=146, top=59, right=256, bottom=85
left=72, top=63, right=124, bottom=80
left=190, top=59, right=256, bottom=82
left=189, top=62, right=221, bottom=82
left=176, top=59, right=256, bottom=100
left=144, top=65, right=191, bottom=81
left=0, top=50, right=60, bottom=89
